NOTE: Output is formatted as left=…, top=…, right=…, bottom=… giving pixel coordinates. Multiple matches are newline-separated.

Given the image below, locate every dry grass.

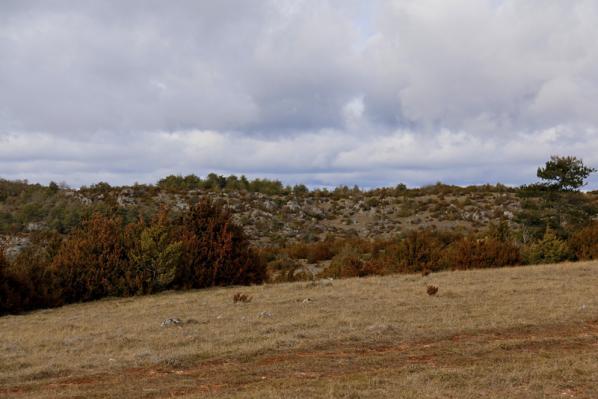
left=1, top=261, right=597, bottom=398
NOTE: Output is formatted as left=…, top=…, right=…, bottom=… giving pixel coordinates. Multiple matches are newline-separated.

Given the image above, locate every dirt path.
left=3, top=319, right=597, bottom=398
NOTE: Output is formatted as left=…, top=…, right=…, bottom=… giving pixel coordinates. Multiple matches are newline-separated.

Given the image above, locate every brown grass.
left=1, top=261, right=597, bottom=398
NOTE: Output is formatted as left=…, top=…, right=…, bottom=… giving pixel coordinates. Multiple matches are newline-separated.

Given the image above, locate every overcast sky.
left=1, top=0, right=598, bottom=189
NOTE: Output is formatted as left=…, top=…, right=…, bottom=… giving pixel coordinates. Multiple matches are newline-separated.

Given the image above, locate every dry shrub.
left=9, top=231, right=63, bottom=309
left=233, top=293, right=252, bottom=303
left=176, top=198, right=266, bottom=289
left=426, top=285, right=439, bottom=296
left=0, top=248, right=28, bottom=314
left=51, top=213, right=129, bottom=303
left=568, top=222, right=598, bottom=260
left=394, top=231, right=446, bottom=273
left=444, top=237, right=521, bottom=270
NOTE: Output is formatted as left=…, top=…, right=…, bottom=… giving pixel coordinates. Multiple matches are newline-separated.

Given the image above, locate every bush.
left=522, top=228, right=570, bottom=265
left=394, top=231, right=445, bottom=273
left=568, top=222, right=598, bottom=260
left=0, top=248, right=28, bottom=314
left=51, top=213, right=130, bottom=302
left=443, top=237, right=521, bottom=270
left=124, top=210, right=182, bottom=294
left=320, top=244, right=366, bottom=278
left=176, top=199, right=266, bottom=288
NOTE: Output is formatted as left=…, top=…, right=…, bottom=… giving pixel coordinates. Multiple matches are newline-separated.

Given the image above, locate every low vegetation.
left=0, top=199, right=265, bottom=315
left=1, top=262, right=596, bottom=398
left=1, top=155, right=597, bottom=315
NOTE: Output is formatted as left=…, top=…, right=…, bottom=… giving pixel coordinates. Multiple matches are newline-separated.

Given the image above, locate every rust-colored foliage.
left=444, top=237, right=521, bottom=270
left=176, top=198, right=266, bottom=289
left=51, top=213, right=129, bottom=302
left=568, top=222, right=598, bottom=260
left=426, top=285, right=439, bottom=296
left=395, top=231, right=445, bottom=273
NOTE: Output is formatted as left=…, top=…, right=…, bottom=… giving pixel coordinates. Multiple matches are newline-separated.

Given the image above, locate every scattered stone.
left=302, top=298, right=313, bottom=304
left=160, top=318, right=182, bottom=327
left=320, top=278, right=333, bottom=287
left=258, top=311, right=273, bottom=318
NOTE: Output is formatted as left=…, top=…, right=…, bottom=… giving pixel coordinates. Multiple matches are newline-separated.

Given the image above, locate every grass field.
left=1, top=261, right=597, bottom=398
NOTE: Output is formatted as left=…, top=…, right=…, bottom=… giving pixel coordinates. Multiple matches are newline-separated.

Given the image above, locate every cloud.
left=0, top=0, right=597, bottom=188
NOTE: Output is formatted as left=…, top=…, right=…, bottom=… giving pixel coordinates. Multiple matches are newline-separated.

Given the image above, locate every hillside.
left=1, top=262, right=597, bottom=398
left=0, top=178, right=555, bottom=249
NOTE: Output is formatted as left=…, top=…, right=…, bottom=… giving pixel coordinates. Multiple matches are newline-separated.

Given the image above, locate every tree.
left=517, top=156, right=597, bottom=239
left=537, top=155, right=596, bottom=191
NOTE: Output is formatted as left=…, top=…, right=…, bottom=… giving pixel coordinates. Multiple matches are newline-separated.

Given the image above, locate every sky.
left=1, top=0, right=598, bottom=189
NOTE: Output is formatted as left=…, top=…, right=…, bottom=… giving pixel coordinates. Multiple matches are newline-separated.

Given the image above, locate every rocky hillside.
left=3, top=177, right=597, bottom=250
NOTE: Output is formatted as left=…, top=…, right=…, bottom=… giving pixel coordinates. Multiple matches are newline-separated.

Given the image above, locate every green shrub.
left=124, top=210, right=182, bottom=294
left=522, top=229, right=570, bottom=265
left=319, top=244, right=366, bottom=278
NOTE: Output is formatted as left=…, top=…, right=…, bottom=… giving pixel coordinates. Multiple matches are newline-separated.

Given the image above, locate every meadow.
left=1, top=261, right=596, bottom=398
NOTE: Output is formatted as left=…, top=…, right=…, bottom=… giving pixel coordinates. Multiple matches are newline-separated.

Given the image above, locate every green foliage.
left=522, top=229, right=570, bottom=265
left=537, top=155, right=596, bottom=191
left=320, top=244, right=366, bottom=278
left=517, top=156, right=597, bottom=239
left=125, top=211, right=182, bottom=294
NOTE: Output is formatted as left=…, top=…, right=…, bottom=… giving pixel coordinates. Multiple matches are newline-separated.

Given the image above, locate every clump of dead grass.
left=233, top=292, right=252, bottom=303
left=426, top=285, right=439, bottom=296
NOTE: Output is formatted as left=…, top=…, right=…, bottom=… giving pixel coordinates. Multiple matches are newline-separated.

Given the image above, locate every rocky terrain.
left=75, top=186, right=523, bottom=246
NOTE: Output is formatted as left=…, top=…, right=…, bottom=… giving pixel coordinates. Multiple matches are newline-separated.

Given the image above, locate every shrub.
left=9, top=231, right=63, bottom=309
left=522, top=228, right=570, bottom=265
left=51, top=213, right=129, bottom=302
left=0, top=248, right=28, bottom=314
left=444, top=237, right=521, bottom=270
left=233, top=293, right=252, bottom=303
left=124, top=210, right=182, bottom=294
left=426, top=285, right=438, bottom=296
left=320, top=244, right=367, bottom=278
left=176, top=198, right=266, bottom=288
left=395, top=231, right=445, bottom=273
left=568, top=222, right=598, bottom=260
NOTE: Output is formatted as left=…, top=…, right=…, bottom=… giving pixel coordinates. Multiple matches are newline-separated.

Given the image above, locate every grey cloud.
left=1, top=0, right=598, bottom=187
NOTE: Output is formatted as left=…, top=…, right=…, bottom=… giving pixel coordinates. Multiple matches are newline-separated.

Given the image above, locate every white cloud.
left=1, top=1, right=598, bottom=188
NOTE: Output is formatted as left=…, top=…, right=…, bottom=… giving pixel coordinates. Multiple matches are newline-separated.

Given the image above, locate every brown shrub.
left=0, top=248, right=27, bottom=314
left=426, top=285, right=439, bottom=296
left=395, top=231, right=446, bottom=273
left=568, top=222, right=598, bottom=260
left=233, top=293, right=252, bottom=303
left=51, top=213, right=129, bottom=303
left=176, top=198, right=266, bottom=289
left=444, top=237, right=521, bottom=270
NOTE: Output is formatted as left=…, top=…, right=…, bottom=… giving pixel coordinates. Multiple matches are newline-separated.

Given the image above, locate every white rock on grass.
left=161, top=318, right=182, bottom=327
